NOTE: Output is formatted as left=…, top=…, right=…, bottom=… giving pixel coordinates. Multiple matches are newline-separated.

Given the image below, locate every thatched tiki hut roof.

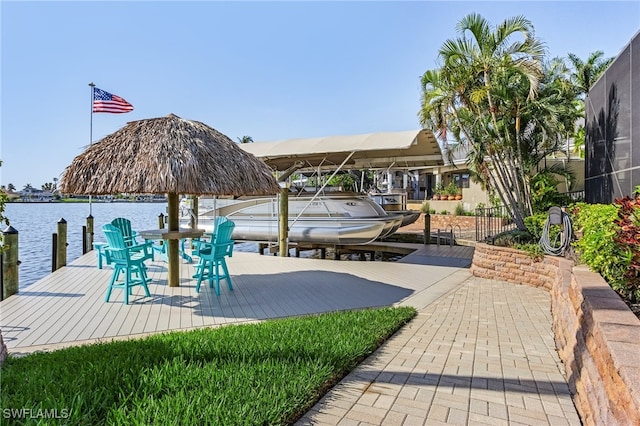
left=60, top=113, right=279, bottom=196
left=60, top=113, right=279, bottom=288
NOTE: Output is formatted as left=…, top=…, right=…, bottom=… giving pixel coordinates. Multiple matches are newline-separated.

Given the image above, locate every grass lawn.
left=0, top=307, right=416, bottom=425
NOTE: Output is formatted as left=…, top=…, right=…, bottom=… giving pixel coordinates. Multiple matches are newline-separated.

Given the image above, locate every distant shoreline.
left=7, top=199, right=167, bottom=204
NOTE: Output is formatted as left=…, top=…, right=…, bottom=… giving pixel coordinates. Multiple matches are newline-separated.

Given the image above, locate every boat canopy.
left=239, top=129, right=444, bottom=172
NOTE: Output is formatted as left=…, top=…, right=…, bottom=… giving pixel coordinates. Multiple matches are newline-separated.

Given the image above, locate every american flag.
left=93, top=87, right=134, bottom=113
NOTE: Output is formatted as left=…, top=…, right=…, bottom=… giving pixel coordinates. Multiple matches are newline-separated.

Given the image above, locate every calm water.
left=4, top=202, right=169, bottom=288
left=3, top=201, right=362, bottom=288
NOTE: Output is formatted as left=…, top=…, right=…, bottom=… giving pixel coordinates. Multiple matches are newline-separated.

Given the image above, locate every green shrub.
left=525, top=211, right=566, bottom=245
left=445, top=181, right=460, bottom=196
left=514, top=243, right=545, bottom=261
left=439, top=210, right=448, bottom=215
left=421, top=201, right=430, bottom=213
left=524, top=212, right=548, bottom=241
left=530, top=169, right=574, bottom=213
left=326, top=173, right=356, bottom=192
left=570, top=202, right=627, bottom=294
left=454, top=203, right=465, bottom=216
left=492, top=229, right=536, bottom=247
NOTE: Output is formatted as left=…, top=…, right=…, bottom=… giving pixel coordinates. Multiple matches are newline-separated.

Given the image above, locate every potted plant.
left=445, top=182, right=459, bottom=200
left=432, top=182, right=445, bottom=200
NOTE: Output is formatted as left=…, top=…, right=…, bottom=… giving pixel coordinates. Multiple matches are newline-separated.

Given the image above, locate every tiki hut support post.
left=189, top=195, right=198, bottom=229
left=167, top=193, right=180, bottom=287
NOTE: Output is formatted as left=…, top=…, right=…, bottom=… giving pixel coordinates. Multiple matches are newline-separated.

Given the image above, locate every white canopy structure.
left=239, top=129, right=444, bottom=172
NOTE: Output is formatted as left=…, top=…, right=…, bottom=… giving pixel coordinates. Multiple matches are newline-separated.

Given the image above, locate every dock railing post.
left=82, top=226, right=87, bottom=254
left=158, top=213, right=165, bottom=246
left=52, top=233, right=57, bottom=272
left=56, top=218, right=67, bottom=270
left=424, top=213, right=431, bottom=245
left=86, top=215, right=94, bottom=253
left=2, top=226, right=19, bottom=300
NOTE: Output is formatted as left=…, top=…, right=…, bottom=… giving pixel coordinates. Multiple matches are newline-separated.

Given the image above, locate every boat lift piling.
left=278, top=184, right=288, bottom=257
left=276, top=161, right=305, bottom=257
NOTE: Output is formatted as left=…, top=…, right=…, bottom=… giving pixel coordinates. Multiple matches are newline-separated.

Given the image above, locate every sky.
left=1, top=1, right=639, bottom=191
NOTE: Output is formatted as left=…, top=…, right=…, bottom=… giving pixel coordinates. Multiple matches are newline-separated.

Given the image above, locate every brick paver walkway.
left=297, top=276, right=581, bottom=425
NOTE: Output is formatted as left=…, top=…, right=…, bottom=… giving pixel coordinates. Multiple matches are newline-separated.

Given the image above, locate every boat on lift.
left=182, top=193, right=409, bottom=245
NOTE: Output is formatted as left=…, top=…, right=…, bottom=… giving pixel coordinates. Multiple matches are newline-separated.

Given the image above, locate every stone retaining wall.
left=471, top=243, right=640, bottom=425
left=404, top=213, right=475, bottom=232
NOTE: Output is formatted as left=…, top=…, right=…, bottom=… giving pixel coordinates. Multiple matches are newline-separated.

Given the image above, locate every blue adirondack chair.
left=191, top=216, right=229, bottom=258
left=102, top=223, right=153, bottom=304
left=193, top=220, right=235, bottom=295
left=111, top=218, right=139, bottom=247
left=111, top=217, right=155, bottom=261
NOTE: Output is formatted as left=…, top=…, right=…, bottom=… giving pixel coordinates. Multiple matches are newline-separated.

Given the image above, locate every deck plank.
left=1, top=243, right=474, bottom=354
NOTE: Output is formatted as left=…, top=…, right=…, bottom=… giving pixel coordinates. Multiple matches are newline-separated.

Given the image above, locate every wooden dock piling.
left=85, top=215, right=94, bottom=253
left=2, top=226, right=19, bottom=300
left=56, top=218, right=67, bottom=270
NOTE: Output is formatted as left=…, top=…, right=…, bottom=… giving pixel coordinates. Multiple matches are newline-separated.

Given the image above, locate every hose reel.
left=539, top=206, right=572, bottom=256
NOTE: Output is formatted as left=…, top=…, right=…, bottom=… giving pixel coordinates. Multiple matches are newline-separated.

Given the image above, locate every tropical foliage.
left=326, top=173, right=356, bottom=192
left=570, top=202, right=627, bottom=296
left=566, top=50, right=613, bottom=158
left=570, top=198, right=640, bottom=303
left=419, top=13, right=582, bottom=229
left=445, top=181, right=461, bottom=197
left=41, top=182, right=56, bottom=191
left=529, top=167, right=574, bottom=213
left=612, top=197, right=640, bottom=302
left=567, top=51, right=613, bottom=98
left=237, top=135, right=254, bottom=144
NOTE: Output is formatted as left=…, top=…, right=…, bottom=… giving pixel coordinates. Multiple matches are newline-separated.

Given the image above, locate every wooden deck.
left=0, top=244, right=474, bottom=355
left=398, top=243, right=475, bottom=267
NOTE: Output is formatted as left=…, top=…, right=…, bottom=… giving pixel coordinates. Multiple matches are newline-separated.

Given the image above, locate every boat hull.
left=183, top=194, right=408, bottom=245
left=216, top=218, right=387, bottom=245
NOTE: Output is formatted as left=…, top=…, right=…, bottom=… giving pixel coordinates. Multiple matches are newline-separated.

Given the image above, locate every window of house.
left=461, top=173, right=470, bottom=188
left=452, top=173, right=470, bottom=189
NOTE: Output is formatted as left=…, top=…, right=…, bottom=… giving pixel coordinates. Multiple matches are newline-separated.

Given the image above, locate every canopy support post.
left=278, top=184, right=289, bottom=257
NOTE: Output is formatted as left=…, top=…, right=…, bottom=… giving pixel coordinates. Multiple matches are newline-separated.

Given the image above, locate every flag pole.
left=88, top=82, right=95, bottom=216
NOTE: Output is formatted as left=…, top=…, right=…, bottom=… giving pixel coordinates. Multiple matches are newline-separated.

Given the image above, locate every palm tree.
left=7, top=183, right=15, bottom=192
left=420, top=13, right=546, bottom=229
left=567, top=51, right=613, bottom=99
left=566, top=51, right=613, bottom=157
left=237, top=136, right=254, bottom=144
